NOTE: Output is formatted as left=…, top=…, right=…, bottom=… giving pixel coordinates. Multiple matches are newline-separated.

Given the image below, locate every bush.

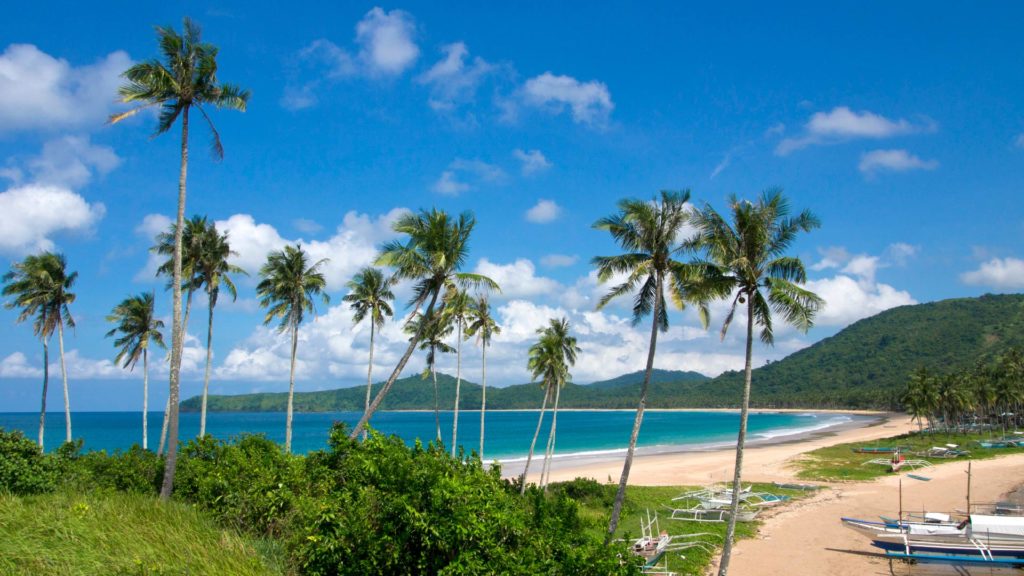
left=0, top=428, right=55, bottom=495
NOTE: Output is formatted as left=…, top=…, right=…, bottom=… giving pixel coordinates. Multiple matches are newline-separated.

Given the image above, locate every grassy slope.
left=0, top=491, right=287, bottom=576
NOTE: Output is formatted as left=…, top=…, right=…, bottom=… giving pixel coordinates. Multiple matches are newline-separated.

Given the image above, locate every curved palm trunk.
left=142, top=348, right=149, bottom=450
left=39, top=338, right=49, bottom=450
left=351, top=290, right=441, bottom=439
left=541, top=382, right=562, bottom=488
left=157, top=396, right=170, bottom=455
left=160, top=106, right=189, bottom=501
left=285, top=324, right=298, bottom=453
left=199, top=295, right=214, bottom=437
left=363, top=323, right=376, bottom=439
left=452, top=322, right=462, bottom=457
left=57, top=320, right=71, bottom=443
left=519, top=386, right=550, bottom=495
left=606, top=275, right=662, bottom=542
left=479, top=344, right=487, bottom=460
left=432, top=360, right=441, bottom=443
left=718, top=297, right=755, bottom=576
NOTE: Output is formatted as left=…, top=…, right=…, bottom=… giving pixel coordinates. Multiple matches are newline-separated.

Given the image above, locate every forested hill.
left=184, top=294, right=1024, bottom=412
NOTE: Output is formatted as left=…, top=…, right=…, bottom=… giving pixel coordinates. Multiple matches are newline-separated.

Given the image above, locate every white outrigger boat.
left=843, top=514, right=1024, bottom=563
left=623, top=510, right=718, bottom=575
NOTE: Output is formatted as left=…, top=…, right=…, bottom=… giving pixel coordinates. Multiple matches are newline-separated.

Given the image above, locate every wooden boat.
left=772, top=481, right=822, bottom=491
left=852, top=446, right=901, bottom=454
left=844, top=515, right=1024, bottom=560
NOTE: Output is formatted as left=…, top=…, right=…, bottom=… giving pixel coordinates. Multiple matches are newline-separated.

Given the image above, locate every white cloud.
left=0, top=352, right=41, bottom=378
left=525, top=199, right=561, bottom=223
left=355, top=7, right=419, bottom=76
left=709, top=153, right=731, bottom=180
left=512, top=149, right=552, bottom=176
left=858, top=149, right=939, bottom=175
left=473, top=258, right=562, bottom=299
left=806, top=275, right=916, bottom=326
left=433, top=170, right=469, bottom=195
left=960, top=257, right=1024, bottom=290
left=522, top=72, right=613, bottom=126
left=884, top=243, right=918, bottom=266
left=0, top=184, right=105, bottom=253
left=432, top=159, right=505, bottom=195
left=540, top=254, right=578, bottom=268
left=0, top=44, right=131, bottom=133
left=293, top=218, right=323, bottom=235
left=776, top=106, right=930, bottom=155
left=9, top=135, right=121, bottom=188
left=417, top=42, right=492, bottom=111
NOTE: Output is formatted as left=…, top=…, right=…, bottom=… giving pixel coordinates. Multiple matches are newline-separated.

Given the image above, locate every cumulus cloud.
left=292, top=218, right=323, bottom=234
left=0, top=184, right=105, bottom=253
left=2, top=135, right=121, bottom=188
left=0, top=352, right=41, bottom=378
left=0, top=44, right=131, bottom=133
left=512, top=149, right=552, bottom=175
left=432, top=170, right=470, bottom=195
left=776, top=106, right=931, bottom=155
left=540, top=254, right=578, bottom=268
left=473, top=258, right=562, bottom=299
left=432, top=158, right=505, bottom=195
left=806, top=274, right=916, bottom=326
left=960, top=257, right=1024, bottom=290
left=858, top=149, right=939, bottom=175
left=525, top=199, right=561, bottom=223
left=417, top=42, right=492, bottom=111
left=521, top=72, right=613, bottom=126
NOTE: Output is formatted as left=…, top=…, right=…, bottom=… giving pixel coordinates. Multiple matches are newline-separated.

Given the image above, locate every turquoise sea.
left=0, top=410, right=871, bottom=461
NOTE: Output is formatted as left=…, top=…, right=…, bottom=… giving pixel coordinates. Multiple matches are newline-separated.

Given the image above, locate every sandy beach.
left=519, top=412, right=1024, bottom=575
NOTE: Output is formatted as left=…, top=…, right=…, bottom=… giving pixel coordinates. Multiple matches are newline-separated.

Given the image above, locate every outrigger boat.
left=623, top=510, right=718, bottom=575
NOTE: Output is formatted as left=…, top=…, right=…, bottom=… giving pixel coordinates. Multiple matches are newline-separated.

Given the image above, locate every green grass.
left=794, top=430, right=1024, bottom=482
left=567, top=482, right=812, bottom=575
left=0, top=490, right=289, bottom=576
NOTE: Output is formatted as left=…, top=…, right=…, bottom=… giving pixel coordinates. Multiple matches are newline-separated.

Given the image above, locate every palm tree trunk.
left=452, top=321, right=462, bottom=457
left=57, top=320, right=71, bottom=443
left=143, top=348, right=149, bottom=450
left=200, top=294, right=214, bottom=437
left=606, top=275, right=662, bottom=542
left=39, top=338, right=48, bottom=450
left=157, top=396, right=170, bottom=455
left=350, top=290, right=441, bottom=440
left=363, top=323, right=376, bottom=440
left=718, top=296, right=755, bottom=576
left=479, top=344, right=487, bottom=460
left=432, top=361, right=441, bottom=443
left=285, top=323, right=298, bottom=453
left=541, top=382, right=562, bottom=488
left=519, top=386, right=550, bottom=495
left=160, top=105, right=189, bottom=501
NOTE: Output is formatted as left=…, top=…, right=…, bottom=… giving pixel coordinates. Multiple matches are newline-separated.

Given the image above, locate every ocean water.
left=0, top=410, right=868, bottom=461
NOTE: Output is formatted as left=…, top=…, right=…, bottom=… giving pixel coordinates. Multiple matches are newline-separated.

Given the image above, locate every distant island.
left=183, top=293, right=1024, bottom=412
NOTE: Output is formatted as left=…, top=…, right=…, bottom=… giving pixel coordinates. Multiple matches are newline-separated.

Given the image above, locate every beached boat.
left=851, top=446, right=903, bottom=454
left=843, top=514, right=1024, bottom=561
left=772, top=481, right=822, bottom=491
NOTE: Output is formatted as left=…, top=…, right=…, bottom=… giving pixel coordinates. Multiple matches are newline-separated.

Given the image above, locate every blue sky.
left=1, top=2, right=1023, bottom=411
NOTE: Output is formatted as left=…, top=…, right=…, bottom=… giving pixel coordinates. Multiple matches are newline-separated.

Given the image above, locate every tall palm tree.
left=349, top=209, right=498, bottom=440
left=343, top=267, right=395, bottom=438
left=465, top=295, right=500, bottom=459
left=689, top=190, right=822, bottom=576
left=405, top=311, right=455, bottom=442
left=443, top=287, right=473, bottom=456
left=902, top=367, right=937, bottom=434
left=257, top=244, right=328, bottom=453
left=519, top=318, right=579, bottom=493
left=996, top=349, right=1024, bottom=435
left=195, top=222, right=245, bottom=437
left=105, top=292, right=166, bottom=450
left=593, top=190, right=720, bottom=540
left=2, top=252, right=77, bottom=449
left=111, top=17, right=249, bottom=500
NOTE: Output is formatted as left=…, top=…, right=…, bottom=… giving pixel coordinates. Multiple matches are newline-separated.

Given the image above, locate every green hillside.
left=185, top=294, right=1024, bottom=411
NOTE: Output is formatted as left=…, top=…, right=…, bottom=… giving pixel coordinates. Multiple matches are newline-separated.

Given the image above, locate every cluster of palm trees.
left=902, top=349, right=1024, bottom=436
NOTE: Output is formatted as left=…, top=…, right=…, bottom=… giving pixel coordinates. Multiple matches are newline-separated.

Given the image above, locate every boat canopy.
left=970, top=514, right=1024, bottom=538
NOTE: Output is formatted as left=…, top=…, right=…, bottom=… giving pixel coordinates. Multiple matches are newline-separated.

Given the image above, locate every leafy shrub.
left=547, top=477, right=616, bottom=507
left=0, top=428, right=55, bottom=495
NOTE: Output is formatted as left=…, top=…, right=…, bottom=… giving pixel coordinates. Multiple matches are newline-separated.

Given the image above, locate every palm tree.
left=689, top=190, right=822, bottom=576
left=105, top=292, right=166, bottom=450
left=902, top=367, right=937, bottom=434
left=519, top=318, right=579, bottom=493
left=195, top=222, right=245, bottom=437
left=342, top=267, right=395, bottom=438
left=996, top=349, right=1024, bottom=435
left=443, top=287, right=473, bottom=456
left=349, top=209, right=498, bottom=440
left=256, top=244, right=328, bottom=453
left=405, top=311, right=455, bottom=442
left=593, top=190, right=720, bottom=540
left=111, top=17, right=249, bottom=500
left=2, top=252, right=77, bottom=449
left=465, top=295, right=500, bottom=459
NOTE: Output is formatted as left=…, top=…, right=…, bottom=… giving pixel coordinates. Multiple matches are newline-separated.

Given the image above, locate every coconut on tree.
left=349, top=209, right=498, bottom=440
left=342, top=267, right=395, bottom=438
left=688, top=190, right=822, bottom=576
left=256, top=243, right=328, bottom=453
left=110, top=17, right=249, bottom=499
left=593, top=190, right=721, bottom=541
left=105, top=292, right=166, bottom=450
left=465, top=295, right=500, bottom=459
left=2, top=252, right=78, bottom=449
